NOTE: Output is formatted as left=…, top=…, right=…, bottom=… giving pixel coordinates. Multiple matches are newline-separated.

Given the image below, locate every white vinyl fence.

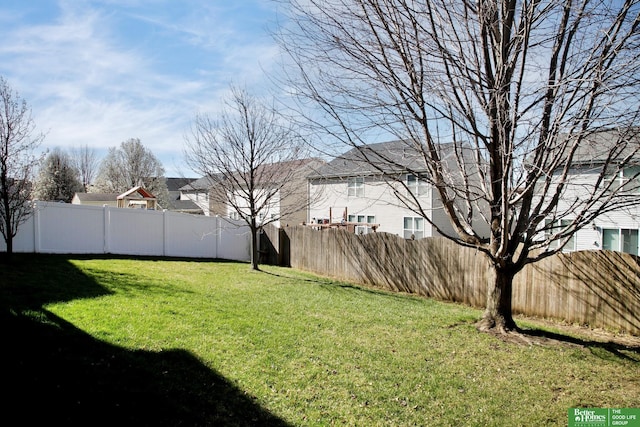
left=1, top=202, right=251, bottom=261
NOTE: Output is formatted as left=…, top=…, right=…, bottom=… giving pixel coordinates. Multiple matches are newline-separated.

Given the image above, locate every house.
left=185, top=158, right=325, bottom=226
left=307, top=140, right=490, bottom=239
left=73, top=178, right=202, bottom=214
left=117, top=186, right=158, bottom=209
left=542, top=129, right=640, bottom=255
left=71, top=192, right=119, bottom=207
left=178, top=175, right=219, bottom=216
left=163, top=177, right=203, bottom=214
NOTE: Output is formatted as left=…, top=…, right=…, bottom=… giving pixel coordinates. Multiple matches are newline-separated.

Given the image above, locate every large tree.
left=0, top=76, right=44, bottom=258
left=70, top=144, right=99, bottom=192
left=184, top=86, right=314, bottom=270
left=95, top=138, right=169, bottom=207
left=276, top=0, right=640, bottom=334
left=33, top=147, right=83, bottom=203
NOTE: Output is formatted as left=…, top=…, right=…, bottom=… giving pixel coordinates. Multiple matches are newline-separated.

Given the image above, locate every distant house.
left=73, top=177, right=203, bottom=214
left=117, top=186, right=158, bottom=210
left=540, top=129, right=640, bottom=255
left=178, top=175, right=219, bottom=216
left=307, top=140, right=489, bottom=239
left=71, top=192, right=119, bottom=207
left=184, top=159, right=325, bottom=225
left=163, top=177, right=203, bottom=214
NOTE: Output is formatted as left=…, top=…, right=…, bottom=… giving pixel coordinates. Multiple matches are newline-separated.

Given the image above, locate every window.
left=604, top=166, right=640, bottom=193
left=544, top=219, right=576, bottom=251
left=602, top=228, right=638, bottom=255
left=406, top=174, right=428, bottom=196
left=403, top=216, right=424, bottom=239
left=348, top=177, right=364, bottom=197
left=349, top=214, right=376, bottom=234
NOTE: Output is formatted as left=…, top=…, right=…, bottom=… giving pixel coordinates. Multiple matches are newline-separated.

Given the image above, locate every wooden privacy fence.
left=262, top=225, right=640, bottom=336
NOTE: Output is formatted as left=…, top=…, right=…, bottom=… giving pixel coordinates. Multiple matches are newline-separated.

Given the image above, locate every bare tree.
left=276, top=0, right=640, bottom=334
left=184, top=86, right=317, bottom=270
left=0, top=76, right=44, bottom=258
left=33, top=147, right=83, bottom=202
left=95, top=138, right=170, bottom=207
left=70, top=144, right=99, bottom=192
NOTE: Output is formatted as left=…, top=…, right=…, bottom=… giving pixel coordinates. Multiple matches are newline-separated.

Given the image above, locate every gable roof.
left=184, top=158, right=326, bottom=190
left=117, top=186, right=156, bottom=200
left=565, top=128, right=640, bottom=166
left=166, top=177, right=197, bottom=192
left=179, top=175, right=221, bottom=191
left=309, top=140, right=454, bottom=179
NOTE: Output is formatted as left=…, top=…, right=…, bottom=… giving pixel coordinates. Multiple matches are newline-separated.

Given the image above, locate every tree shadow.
left=512, top=324, right=640, bottom=362
left=0, top=255, right=291, bottom=426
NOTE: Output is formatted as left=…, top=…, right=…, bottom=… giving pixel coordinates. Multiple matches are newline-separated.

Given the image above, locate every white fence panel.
left=0, top=211, right=35, bottom=252
left=4, top=202, right=250, bottom=261
left=164, top=211, right=218, bottom=258
left=36, top=203, right=106, bottom=254
left=217, top=218, right=251, bottom=261
left=107, top=207, right=165, bottom=256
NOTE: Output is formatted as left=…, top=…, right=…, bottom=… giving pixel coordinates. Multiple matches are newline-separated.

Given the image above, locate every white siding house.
left=541, top=129, right=640, bottom=255
left=308, top=140, right=490, bottom=239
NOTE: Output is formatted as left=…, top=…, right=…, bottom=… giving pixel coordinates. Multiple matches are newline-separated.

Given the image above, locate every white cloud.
left=0, top=0, right=284, bottom=177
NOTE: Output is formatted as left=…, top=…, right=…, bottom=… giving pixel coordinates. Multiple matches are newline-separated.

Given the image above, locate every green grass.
left=1, top=254, right=638, bottom=426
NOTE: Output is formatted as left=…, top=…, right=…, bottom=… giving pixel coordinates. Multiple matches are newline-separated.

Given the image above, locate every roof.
left=179, top=175, right=221, bottom=191
left=117, top=186, right=156, bottom=200
left=73, top=192, right=119, bottom=202
left=164, top=198, right=203, bottom=213
left=566, top=128, right=640, bottom=165
left=309, top=140, right=454, bottom=179
left=166, top=177, right=197, bottom=192
left=251, top=158, right=325, bottom=184
left=183, top=158, right=326, bottom=189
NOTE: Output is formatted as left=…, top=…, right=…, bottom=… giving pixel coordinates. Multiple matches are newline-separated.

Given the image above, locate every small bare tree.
left=70, top=144, right=99, bottom=192
left=276, top=0, right=640, bottom=334
left=184, top=86, right=316, bottom=270
left=0, top=76, right=44, bottom=258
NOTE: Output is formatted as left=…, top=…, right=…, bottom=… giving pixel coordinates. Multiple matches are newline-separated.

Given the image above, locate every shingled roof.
left=308, top=140, right=457, bottom=179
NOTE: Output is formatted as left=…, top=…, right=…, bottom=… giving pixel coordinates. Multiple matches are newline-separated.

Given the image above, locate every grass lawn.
left=1, top=254, right=638, bottom=426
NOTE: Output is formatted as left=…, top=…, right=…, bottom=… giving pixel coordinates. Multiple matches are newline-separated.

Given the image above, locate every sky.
left=0, top=0, right=285, bottom=178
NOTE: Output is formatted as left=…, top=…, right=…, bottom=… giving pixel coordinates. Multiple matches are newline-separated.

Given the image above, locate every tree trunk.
left=477, top=266, right=517, bottom=333
left=250, top=222, right=260, bottom=271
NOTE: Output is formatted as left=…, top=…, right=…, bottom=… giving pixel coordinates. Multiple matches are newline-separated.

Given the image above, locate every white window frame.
left=406, top=174, right=428, bottom=197
left=348, top=177, right=364, bottom=197
left=605, top=166, right=640, bottom=194
left=544, top=219, right=576, bottom=252
left=403, top=216, right=424, bottom=240
left=602, top=228, right=639, bottom=255
left=349, top=214, right=376, bottom=234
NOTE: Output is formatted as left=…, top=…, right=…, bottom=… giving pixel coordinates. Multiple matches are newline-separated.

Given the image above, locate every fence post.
left=33, top=201, right=41, bottom=253
left=103, top=205, right=110, bottom=254
left=163, top=209, right=168, bottom=257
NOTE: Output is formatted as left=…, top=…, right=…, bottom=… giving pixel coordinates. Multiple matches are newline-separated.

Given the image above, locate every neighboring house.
left=178, top=175, right=219, bottom=216
left=185, top=158, right=325, bottom=226
left=164, top=177, right=203, bottom=214
left=228, top=158, right=325, bottom=228
left=73, top=177, right=203, bottom=214
left=543, top=129, right=640, bottom=255
left=308, top=140, right=489, bottom=239
left=71, top=192, right=119, bottom=207
left=116, top=186, right=158, bottom=210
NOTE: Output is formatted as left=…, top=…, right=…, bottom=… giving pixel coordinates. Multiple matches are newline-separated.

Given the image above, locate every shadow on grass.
left=514, top=325, right=640, bottom=362
left=0, top=254, right=290, bottom=426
